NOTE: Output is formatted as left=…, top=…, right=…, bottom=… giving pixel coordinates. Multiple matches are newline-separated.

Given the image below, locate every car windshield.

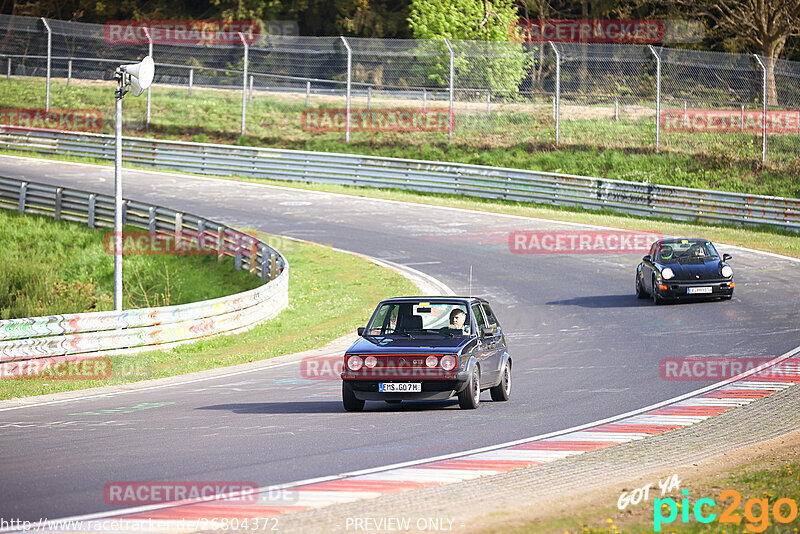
left=365, top=301, right=471, bottom=337
left=656, top=240, right=718, bottom=264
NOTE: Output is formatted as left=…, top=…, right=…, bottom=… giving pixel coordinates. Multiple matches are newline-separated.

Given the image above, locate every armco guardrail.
left=0, top=175, right=288, bottom=362
left=1, top=126, right=798, bottom=231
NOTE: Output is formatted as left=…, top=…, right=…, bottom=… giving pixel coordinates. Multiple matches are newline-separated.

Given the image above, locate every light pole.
left=113, top=56, right=154, bottom=311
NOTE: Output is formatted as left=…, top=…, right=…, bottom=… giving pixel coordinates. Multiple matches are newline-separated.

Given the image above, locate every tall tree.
left=671, top=0, right=800, bottom=104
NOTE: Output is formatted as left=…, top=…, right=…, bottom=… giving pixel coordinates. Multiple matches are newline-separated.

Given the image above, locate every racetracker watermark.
left=102, top=231, right=252, bottom=255
left=0, top=357, right=111, bottom=380
left=301, top=355, right=342, bottom=380
left=1, top=108, right=102, bottom=132
left=661, top=109, right=800, bottom=134
left=660, top=358, right=800, bottom=381
left=510, top=19, right=663, bottom=43
left=104, top=482, right=258, bottom=505
left=509, top=230, right=661, bottom=254
left=103, top=20, right=259, bottom=44
left=301, top=109, right=453, bottom=133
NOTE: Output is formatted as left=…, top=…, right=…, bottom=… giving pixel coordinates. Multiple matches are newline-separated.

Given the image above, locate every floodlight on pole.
left=113, top=56, right=154, bottom=312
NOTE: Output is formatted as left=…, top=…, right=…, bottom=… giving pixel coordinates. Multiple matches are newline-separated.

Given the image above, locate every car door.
left=480, top=303, right=505, bottom=383
left=471, top=303, right=499, bottom=385
left=642, top=243, right=657, bottom=292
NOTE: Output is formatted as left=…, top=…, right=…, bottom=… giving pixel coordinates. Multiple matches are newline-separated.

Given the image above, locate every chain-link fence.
left=1, top=14, right=798, bottom=176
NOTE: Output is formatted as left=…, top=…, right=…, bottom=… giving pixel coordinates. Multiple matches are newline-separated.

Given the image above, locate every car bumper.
left=655, top=280, right=734, bottom=299
left=343, top=371, right=470, bottom=401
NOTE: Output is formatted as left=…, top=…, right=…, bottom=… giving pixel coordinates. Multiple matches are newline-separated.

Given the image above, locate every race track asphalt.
left=0, top=155, right=798, bottom=521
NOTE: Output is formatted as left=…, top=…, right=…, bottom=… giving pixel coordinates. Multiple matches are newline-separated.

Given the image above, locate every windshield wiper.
left=422, top=329, right=453, bottom=337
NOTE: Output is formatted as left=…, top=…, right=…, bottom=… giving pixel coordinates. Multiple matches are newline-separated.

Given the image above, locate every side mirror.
left=357, top=327, right=365, bottom=336
left=481, top=327, right=494, bottom=337
left=642, top=255, right=652, bottom=262
left=722, top=253, right=732, bottom=261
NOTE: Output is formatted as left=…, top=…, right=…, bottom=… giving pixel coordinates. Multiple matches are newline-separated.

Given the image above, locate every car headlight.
left=661, top=267, right=675, bottom=280
left=425, top=355, right=439, bottom=368
left=347, top=355, right=363, bottom=371
left=440, top=355, right=456, bottom=371
left=721, top=265, right=733, bottom=278
left=364, top=356, right=377, bottom=368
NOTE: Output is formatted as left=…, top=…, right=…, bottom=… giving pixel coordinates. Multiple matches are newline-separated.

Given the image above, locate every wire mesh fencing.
left=0, top=14, right=798, bottom=177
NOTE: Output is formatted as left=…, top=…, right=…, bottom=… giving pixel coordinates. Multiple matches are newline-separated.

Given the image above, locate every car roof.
left=656, top=238, right=711, bottom=245
left=377, top=296, right=490, bottom=305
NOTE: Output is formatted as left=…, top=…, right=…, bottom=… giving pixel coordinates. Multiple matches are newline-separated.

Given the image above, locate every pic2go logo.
left=654, top=489, right=799, bottom=533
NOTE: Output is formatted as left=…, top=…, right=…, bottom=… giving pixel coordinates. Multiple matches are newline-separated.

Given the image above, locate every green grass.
left=0, top=209, right=262, bottom=319
left=0, top=227, right=417, bottom=399
left=500, top=461, right=800, bottom=533
left=3, top=77, right=799, bottom=199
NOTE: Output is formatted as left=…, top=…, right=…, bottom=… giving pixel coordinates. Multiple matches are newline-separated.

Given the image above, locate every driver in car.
left=448, top=309, right=467, bottom=334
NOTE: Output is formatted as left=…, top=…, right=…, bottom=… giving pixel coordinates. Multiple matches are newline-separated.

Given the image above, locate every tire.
left=636, top=274, right=648, bottom=299
left=342, top=381, right=364, bottom=412
left=652, top=275, right=663, bottom=305
left=385, top=400, right=402, bottom=404
left=490, top=361, right=511, bottom=402
left=458, top=368, right=481, bottom=409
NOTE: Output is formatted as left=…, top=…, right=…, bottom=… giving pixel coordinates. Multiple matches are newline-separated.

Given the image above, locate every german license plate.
left=687, top=287, right=712, bottom=294
left=379, top=382, right=421, bottom=393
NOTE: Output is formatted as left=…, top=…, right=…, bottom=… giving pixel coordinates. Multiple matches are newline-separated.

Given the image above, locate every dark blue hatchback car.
left=341, top=297, right=512, bottom=411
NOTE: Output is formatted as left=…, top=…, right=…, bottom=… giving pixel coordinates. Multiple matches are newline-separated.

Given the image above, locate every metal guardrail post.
left=18, top=182, right=27, bottom=214
left=6, top=58, right=10, bottom=81
left=67, top=60, right=72, bottom=87
left=238, top=32, right=248, bottom=137
left=41, top=18, right=51, bottom=111
left=217, top=226, right=224, bottom=261
left=188, top=68, right=193, bottom=96
left=549, top=42, right=560, bottom=146
left=305, top=81, right=310, bottom=107
left=54, top=187, right=62, bottom=220
left=148, top=206, right=156, bottom=235
left=88, top=194, right=96, bottom=228
left=144, top=28, right=153, bottom=126
left=444, top=38, right=454, bottom=144
left=753, top=54, right=768, bottom=163
left=341, top=36, right=352, bottom=143
left=648, top=45, right=661, bottom=152
left=174, top=212, right=183, bottom=249
left=249, top=75, right=254, bottom=102
left=197, top=219, right=206, bottom=249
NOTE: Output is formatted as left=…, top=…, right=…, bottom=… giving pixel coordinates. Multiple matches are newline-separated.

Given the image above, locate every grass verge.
left=0, top=209, right=262, bottom=319
left=3, top=78, right=799, bottom=198
left=0, top=229, right=416, bottom=399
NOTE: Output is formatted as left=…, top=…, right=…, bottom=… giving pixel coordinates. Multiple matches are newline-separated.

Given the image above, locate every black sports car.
left=341, top=296, right=512, bottom=411
left=636, top=238, right=734, bottom=304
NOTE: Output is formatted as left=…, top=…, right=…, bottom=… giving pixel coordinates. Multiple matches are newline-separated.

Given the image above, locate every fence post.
left=238, top=32, right=248, bottom=137
left=487, top=90, right=491, bottom=116
left=682, top=100, right=687, bottom=126
left=148, top=206, right=156, bottom=235
left=367, top=85, right=372, bottom=110
left=41, top=18, right=51, bottom=111
left=144, top=28, right=153, bottom=126
left=614, top=96, right=619, bottom=121
left=341, top=36, right=352, bottom=143
left=270, top=253, right=277, bottom=280
left=306, top=81, right=311, bottom=106
left=444, top=38, right=454, bottom=144
left=249, top=75, right=254, bottom=102
left=753, top=54, right=768, bottom=163
left=67, top=60, right=72, bottom=87
left=188, top=68, right=193, bottom=96
left=217, top=226, right=225, bottom=261
left=174, top=212, right=183, bottom=250
left=6, top=58, right=10, bottom=80
left=423, top=88, right=426, bottom=112
left=648, top=45, right=661, bottom=152
left=549, top=41, right=560, bottom=146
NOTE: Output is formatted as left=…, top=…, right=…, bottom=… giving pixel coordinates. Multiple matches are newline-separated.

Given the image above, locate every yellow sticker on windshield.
left=681, top=239, right=689, bottom=243
left=418, top=302, right=430, bottom=307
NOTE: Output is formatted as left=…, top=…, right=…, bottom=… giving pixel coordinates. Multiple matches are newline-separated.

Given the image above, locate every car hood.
left=664, top=260, right=725, bottom=280
left=346, top=335, right=471, bottom=355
